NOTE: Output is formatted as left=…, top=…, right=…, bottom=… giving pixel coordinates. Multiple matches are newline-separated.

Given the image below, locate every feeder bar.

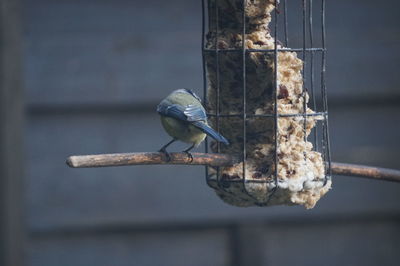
left=66, top=152, right=237, bottom=168
left=66, top=152, right=400, bottom=183
left=330, top=162, right=400, bottom=183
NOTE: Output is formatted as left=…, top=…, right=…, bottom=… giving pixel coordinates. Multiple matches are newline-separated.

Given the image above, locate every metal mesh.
left=201, top=0, right=331, bottom=204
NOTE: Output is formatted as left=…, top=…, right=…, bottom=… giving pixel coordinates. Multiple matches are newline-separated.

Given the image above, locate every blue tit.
left=157, top=88, right=229, bottom=160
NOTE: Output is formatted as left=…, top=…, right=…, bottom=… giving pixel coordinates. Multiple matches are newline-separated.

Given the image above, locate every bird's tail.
left=192, top=121, right=229, bottom=145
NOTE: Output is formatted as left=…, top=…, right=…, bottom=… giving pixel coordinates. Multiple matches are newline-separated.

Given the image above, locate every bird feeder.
left=202, top=0, right=330, bottom=208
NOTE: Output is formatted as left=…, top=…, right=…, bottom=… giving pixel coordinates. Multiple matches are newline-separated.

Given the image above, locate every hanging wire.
left=302, top=0, right=309, bottom=182
left=201, top=0, right=210, bottom=186
left=283, top=0, right=289, bottom=46
left=214, top=0, right=222, bottom=186
left=321, top=0, right=332, bottom=184
left=242, top=0, right=248, bottom=190
left=308, top=0, right=318, bottom=150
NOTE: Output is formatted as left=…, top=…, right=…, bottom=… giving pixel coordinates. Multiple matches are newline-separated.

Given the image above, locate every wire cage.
left=202, top=0, right=331, bottom=208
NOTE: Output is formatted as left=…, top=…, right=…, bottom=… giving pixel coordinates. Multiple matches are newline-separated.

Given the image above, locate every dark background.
left=1, top=0, right=400, bottom=265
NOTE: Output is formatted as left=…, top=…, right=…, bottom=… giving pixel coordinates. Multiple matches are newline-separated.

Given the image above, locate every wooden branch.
left=66, top=152, right=238, bottom=168
left=66, top=152, right=400, bottom=183
left=330, top=162, right=400, bottom=183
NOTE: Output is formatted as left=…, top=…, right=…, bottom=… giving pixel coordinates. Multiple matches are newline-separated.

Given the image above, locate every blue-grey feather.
left=157, top=104, right=187, bottom=121
left=158, top=103, right=206, bottom=122
left=183, top=104, right=206, bottom=121
left=191, top=121, right=229, bottom=145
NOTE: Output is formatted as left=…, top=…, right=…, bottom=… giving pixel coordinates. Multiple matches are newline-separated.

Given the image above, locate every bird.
left=157, top=88, right=229, bottom=161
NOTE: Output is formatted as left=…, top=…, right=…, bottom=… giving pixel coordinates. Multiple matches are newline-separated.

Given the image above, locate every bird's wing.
left=157, top=103, right=206, bottom=122
left=157, top=102, right=229, bottom=145
left=184, top=104, right=207, bottom=121
left=157, top=103, right=186, bottom=121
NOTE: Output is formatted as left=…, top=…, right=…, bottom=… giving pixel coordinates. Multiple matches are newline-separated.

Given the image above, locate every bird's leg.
left=158, top=138, right=176, bottom=162
left=182, top=144, right=195, bottom=163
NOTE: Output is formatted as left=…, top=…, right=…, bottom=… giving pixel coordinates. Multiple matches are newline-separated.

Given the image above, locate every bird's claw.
left=183, top=151, right=194, bottom=163
left=158, top=149, right=171, bottom=162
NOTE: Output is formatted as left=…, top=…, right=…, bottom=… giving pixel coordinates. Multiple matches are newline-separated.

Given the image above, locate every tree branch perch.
left=66, top=152, right=400, bottom=183
left=66, top=152, right=238, bottom=168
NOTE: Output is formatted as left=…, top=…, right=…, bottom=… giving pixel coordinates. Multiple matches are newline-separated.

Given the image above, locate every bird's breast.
left=160, top=116, right=206, bottom=145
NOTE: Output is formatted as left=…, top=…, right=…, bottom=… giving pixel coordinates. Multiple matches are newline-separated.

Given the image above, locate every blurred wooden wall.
left=18, top=0, right=400, bottom=265
left=0, top=0, right=24, bottom=265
